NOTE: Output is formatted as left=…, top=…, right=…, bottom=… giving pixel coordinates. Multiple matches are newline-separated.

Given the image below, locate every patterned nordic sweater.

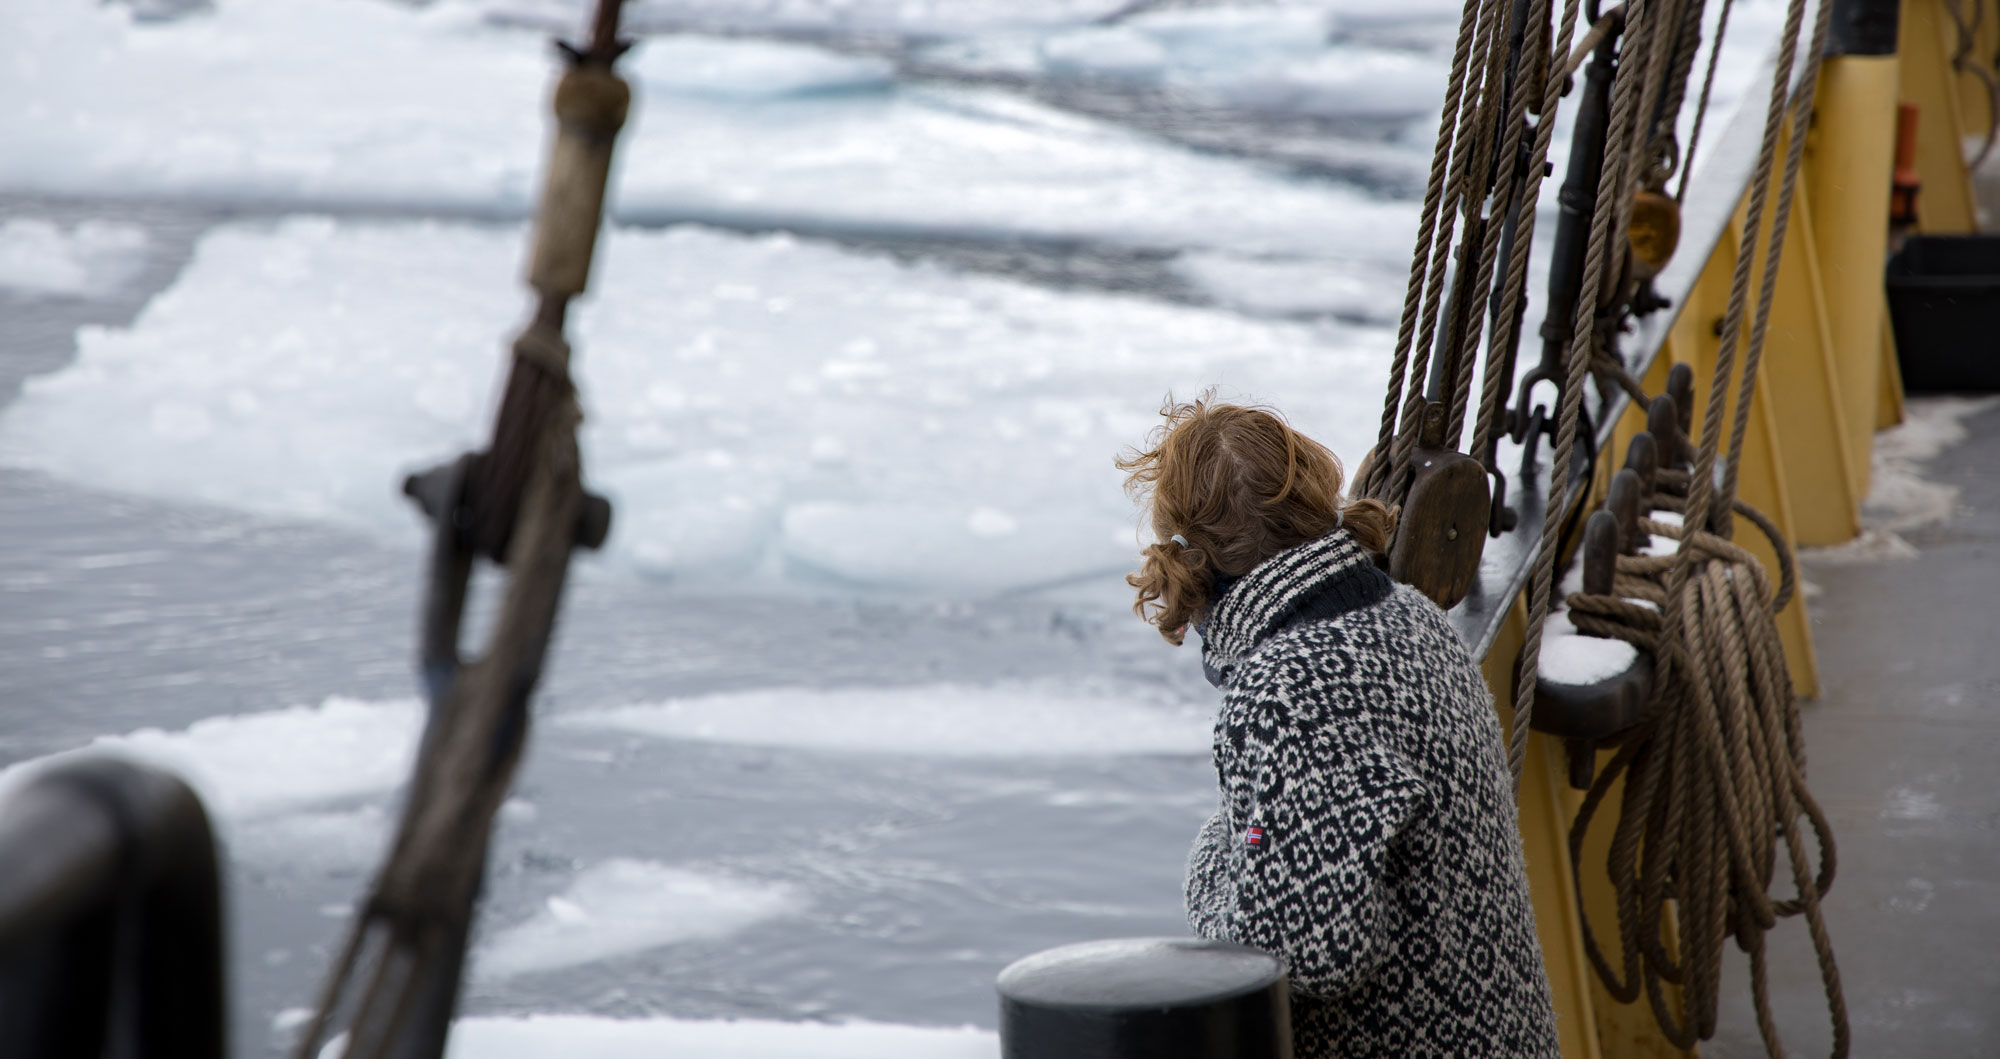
left=1186, top=530, right=1560, bottom=1058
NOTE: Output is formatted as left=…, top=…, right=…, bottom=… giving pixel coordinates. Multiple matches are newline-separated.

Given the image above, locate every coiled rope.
left=1563, top=469, right=1847, bottom=1056
left=1547, top=0, right=1852, bottom=1043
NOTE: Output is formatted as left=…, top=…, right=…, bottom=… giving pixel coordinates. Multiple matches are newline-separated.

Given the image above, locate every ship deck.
left=1704, top=396, right=2000, bottom=1056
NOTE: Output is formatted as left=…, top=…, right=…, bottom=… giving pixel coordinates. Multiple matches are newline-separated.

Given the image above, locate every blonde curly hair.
left=1117, top=394, right=1393, bottom=645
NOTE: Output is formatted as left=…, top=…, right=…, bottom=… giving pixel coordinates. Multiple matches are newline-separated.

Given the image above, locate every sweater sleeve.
left=1216, top=687, right=1432, bottom=997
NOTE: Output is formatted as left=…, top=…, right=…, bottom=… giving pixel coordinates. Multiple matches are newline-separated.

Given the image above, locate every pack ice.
left=0, top=219, right=1394, bottom=595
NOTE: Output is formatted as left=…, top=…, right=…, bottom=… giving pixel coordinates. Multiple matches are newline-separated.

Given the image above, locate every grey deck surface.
left=1702, top=402, right=2000, bottom=1057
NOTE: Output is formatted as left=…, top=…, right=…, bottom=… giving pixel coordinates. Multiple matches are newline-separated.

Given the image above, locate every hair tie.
left=1170, top=534, right=1190, bottom=548
left=1335, top=508, right=1346, bottom=530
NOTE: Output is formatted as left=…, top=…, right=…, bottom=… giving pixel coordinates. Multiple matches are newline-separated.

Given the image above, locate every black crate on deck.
left=1886, top=235, right=2000, bottom=392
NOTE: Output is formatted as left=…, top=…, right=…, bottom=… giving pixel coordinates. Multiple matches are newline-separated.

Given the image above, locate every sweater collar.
left=1199, top=529, right=1388, bottom=673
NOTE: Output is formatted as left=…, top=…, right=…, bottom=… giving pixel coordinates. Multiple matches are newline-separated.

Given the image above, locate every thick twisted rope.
left=1507, top=0, right=1654, bottom=787
left=1716, top=0, right=1832, bottom=533
left=1555, top=0, right=1849, bottom=1046
left=1386, top=0, right=1514, bottom=496
left=1366, top=0, right=1494, bottom=500
left=1655, top=0, right=1710, bottom=153
left=1562, top=500, right=1848, bottom=1056
left=1615, top=0, right=1676, bottom=259
left=1443, top=0, right=1547, bottom=447
left=1473, top=0, right=1594, bottom=460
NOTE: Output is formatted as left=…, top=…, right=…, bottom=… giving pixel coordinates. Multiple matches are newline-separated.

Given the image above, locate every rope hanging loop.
left=1562, top=477, right=1845, bottom=1057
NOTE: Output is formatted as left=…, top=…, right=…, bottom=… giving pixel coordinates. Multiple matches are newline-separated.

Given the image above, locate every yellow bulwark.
left=1491, top=3, right=1993, bottom=1055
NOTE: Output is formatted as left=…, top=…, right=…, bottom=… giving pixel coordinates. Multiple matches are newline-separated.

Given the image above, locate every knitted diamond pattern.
left=1186, top=530, right=1561, bottom=1058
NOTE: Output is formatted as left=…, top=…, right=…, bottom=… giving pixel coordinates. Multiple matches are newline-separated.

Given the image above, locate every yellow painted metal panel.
left=1949, top=0, right=2000, bottom=153
left=1902, top=0, right=1982, bottom=231
left=1878, top=295, right=1908, bottom=429
left=1739, top=374, right=1822, bottom=698
left=1483, top=603, right=1609, bottom=1059
left=1744, top=146, right=1862, bottom=546
left=1664, top=214, right=1820, bottom=697
left=1805, top=55, right=1900, bottom=498
left=1559, top=750, right=1694, bottom=1059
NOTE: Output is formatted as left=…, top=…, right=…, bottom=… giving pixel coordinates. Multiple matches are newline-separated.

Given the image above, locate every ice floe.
left=0, top=218, right=1395, bottom=594
left=0, top=696, right=422, bottom=824
left=1171, top=252, right=1396, bottom=321
left=0, top=219, right=149, bottom=298
left=493, top=0, right=1129, bottom=35
left=442, top=1013, right=995, bottom=1058
left=919, top=6, right=1449, bottom=120
left=477, top=859, right=805, bottom=979
left=2, top=0, right=1415, bottom=258
left=563, top=684, right=1213, bottom=756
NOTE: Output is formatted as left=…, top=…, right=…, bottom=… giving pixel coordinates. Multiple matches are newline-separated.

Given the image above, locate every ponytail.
left=1337, top=495, right=1396, bottom=555
left=1127, top=537, right=1211, bottom=646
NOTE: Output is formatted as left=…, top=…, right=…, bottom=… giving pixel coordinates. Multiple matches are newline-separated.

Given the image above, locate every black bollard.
left=997, top=937, right=1292, bottom=1059
left=0, top=756, right=227, bottom=1059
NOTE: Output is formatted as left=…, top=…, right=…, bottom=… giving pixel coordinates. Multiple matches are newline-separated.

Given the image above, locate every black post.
left=997, top=937, right=1292, bottom=1059
left=0, top=757, right=227, bottom=1059
left=1825, top=0, right=1899, bottom=55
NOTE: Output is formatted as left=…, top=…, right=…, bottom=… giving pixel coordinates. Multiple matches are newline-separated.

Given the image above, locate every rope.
left=1386, top=0, right=1510, bottom=493
left=1548, top=0, right=1851, bottom=1040
left=1446, top=0, right=1548, bottom=448
left=1716, top=0, right=1832, bottom=532
left=1943, top=0, right=2000, bottom=177
left=1474, top=0, right=1586, bottom=457
left=1617, top=0, right=1675, bottom=256
left=1507, top=0, right=1654, bottom=787
left=1675, top=0, right=1735, bottom=203
left=1562, top=491, right=1847, bottom=1056
left=1563, top=9, right=1626, bottom=77
left=1656, top=0, right=1709, bottom=149
left=1365, top=0, right=1492, bottom=500
left=1590, top=341, right=1654, bottom=407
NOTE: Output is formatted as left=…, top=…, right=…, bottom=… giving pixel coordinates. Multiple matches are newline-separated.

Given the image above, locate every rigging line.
left=1673, top=0, right=1812, bottom=548
left=1366, top=0, right=1493, bottom=499
left=1675, top=0, right=1736, bottom=203
left=1563, top=7, right=1625, bottom=77
left=1564, top=499, right=1847, bottom=1055
left=1388, top=0, right=1516, bottom=498
left=1718, top=0, right=1832, bottom=534
left=1507, top=0, right=1654, bottom=789
left=1447, top=0, right=1551, bottom=445
left=1474, top=0, right=1594, bottom=460
left=1614, top=0, right=1675, bottom=294
left=1655, top=0, right=1710, bottom=158
left=1628, top=0, right=1851, bottom=1046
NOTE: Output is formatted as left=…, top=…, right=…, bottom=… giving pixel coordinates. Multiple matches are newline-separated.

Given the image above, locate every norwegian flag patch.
left=1244, top=825, right=1266, bottom=851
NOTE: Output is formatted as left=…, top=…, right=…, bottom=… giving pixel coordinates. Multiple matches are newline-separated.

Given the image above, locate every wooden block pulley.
left=1388, top=404, right=1490, bottom=610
